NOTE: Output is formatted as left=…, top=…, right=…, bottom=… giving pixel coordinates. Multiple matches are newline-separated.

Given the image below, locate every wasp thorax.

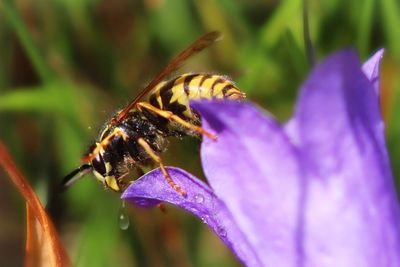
left=83, top=111, right=167, bottom=192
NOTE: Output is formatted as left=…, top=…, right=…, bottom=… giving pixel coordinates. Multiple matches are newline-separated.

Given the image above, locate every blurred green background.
left=1, top=0, right=400, bottom=266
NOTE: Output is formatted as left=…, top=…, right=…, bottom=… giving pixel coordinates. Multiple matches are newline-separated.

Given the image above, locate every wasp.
left=62, top=32, right=245, bottom=196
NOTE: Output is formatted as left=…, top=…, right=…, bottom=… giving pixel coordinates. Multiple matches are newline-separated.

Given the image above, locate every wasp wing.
left=114, top=31, right=222, bottom=123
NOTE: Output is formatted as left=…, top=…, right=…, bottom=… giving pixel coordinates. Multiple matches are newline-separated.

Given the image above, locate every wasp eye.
left=91, top=155, right=106, bottom=175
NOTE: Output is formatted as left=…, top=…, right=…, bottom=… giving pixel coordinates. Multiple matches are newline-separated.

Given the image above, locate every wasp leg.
left=82, top=128, right=128, bottom=162
left=137, top=138, right=187, bottom=196
left=136, top=102, right=217, bottom=140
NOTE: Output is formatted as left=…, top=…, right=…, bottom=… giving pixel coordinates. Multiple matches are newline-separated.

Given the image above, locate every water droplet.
left=136, top=199, right=147, bottom=206
left=194, top=194, right=204, bottom=203
left=217, top=226, right=227, bottom=237
left=118, top=201, right=130, bottom=230
left=87, top=126, right=92, bottom=130
left=188, top=207, right=199, bottom=214
left=200, top=215, right=210, bottom=224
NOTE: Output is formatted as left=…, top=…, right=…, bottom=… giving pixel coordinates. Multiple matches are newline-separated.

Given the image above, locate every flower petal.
left=292, top=50, right=400, bottom=266
left=193, top=101, right=302, bottom=267
left=285, top=49, right=385, bottom=155
left=362, top=49, right=384, bottom=96
left=121, top=167, right=263, bottom=267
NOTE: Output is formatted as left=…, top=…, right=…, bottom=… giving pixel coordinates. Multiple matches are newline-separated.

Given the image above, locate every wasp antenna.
left=60, top=164, right=92, bottom=192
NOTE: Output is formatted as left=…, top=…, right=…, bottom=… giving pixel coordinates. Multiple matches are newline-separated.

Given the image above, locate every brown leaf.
left=0, top=142, right=71, bottom=267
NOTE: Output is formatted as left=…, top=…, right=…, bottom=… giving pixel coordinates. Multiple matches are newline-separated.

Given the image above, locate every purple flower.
left=122, top=50, right=400, bottom=267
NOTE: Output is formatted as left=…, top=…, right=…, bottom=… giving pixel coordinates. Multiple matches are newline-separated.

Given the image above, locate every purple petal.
left=122, top=167, right=263, bottom=267
left=362, top=49, right=384, bottom=96
left=193, top=101, right=302, bottom=267
left=121, top=49, right=399, bottom=267
left=285, top=49, right=385, bottom=159
left=292, top=50, right=400, bottom=266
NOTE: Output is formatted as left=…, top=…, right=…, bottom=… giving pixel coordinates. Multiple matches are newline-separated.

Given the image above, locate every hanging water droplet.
left=194, top=194, right=204, bottom=204
left=217, top=226, right=227, bottom=237
left=200, top=215, right=210, bottom=224
left=118, top=201, right=130, bottom=230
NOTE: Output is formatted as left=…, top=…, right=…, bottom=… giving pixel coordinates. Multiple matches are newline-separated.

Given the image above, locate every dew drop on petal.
left=200, top=215, right=210, bottom=224
left=118, top=201, right=130, bottom=230
left=194, top=194, right=204, bottom=203
left=136, top=199, right=146, bottom=206
left=188, top=207, right=199, bottom=213
left=217, top=226, right=227, bottom=237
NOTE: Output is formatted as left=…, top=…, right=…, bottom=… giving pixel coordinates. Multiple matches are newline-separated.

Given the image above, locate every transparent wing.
left=114, top=31, right=222, bottom=123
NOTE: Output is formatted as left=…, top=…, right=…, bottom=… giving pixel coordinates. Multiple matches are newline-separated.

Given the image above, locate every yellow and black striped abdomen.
left=148, top=73, right=245, bottom=120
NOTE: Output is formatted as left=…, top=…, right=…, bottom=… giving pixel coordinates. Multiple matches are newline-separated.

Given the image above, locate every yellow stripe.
left=188, top=75, right=203, bottom=99
left=105, top=162, right=113, bottom=174
left=213, top=80, right=231, bottom=98
left=154, top=82, right=165, bottom=109
left=99, top=125, right=110, bottom=141
left=199, top=75, right=218, bottom=98
left=156, top=95, right=163, bottom=109
left=105, top=175, right=120, bottom=191
left=225, top=87, right=245, bottom=100
left=149, top=74, right=244, bottom=118
left=226, top=87, right=241, bottom=95
left=169, top=75, right=187, bottom=103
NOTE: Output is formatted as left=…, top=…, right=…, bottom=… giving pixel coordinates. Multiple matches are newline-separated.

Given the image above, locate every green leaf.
left=380, top=0, right=400, bottom=58
left=357, top=0, right=375, bottom=58
left=259, top=0, right=302, bottom=50
left=2, top=0, right=54, bottom=83
left=0, top=89, right=60, bottom=112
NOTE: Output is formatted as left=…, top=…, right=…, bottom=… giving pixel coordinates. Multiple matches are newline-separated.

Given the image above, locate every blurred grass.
left=0, top=0, right=399, bottom=266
